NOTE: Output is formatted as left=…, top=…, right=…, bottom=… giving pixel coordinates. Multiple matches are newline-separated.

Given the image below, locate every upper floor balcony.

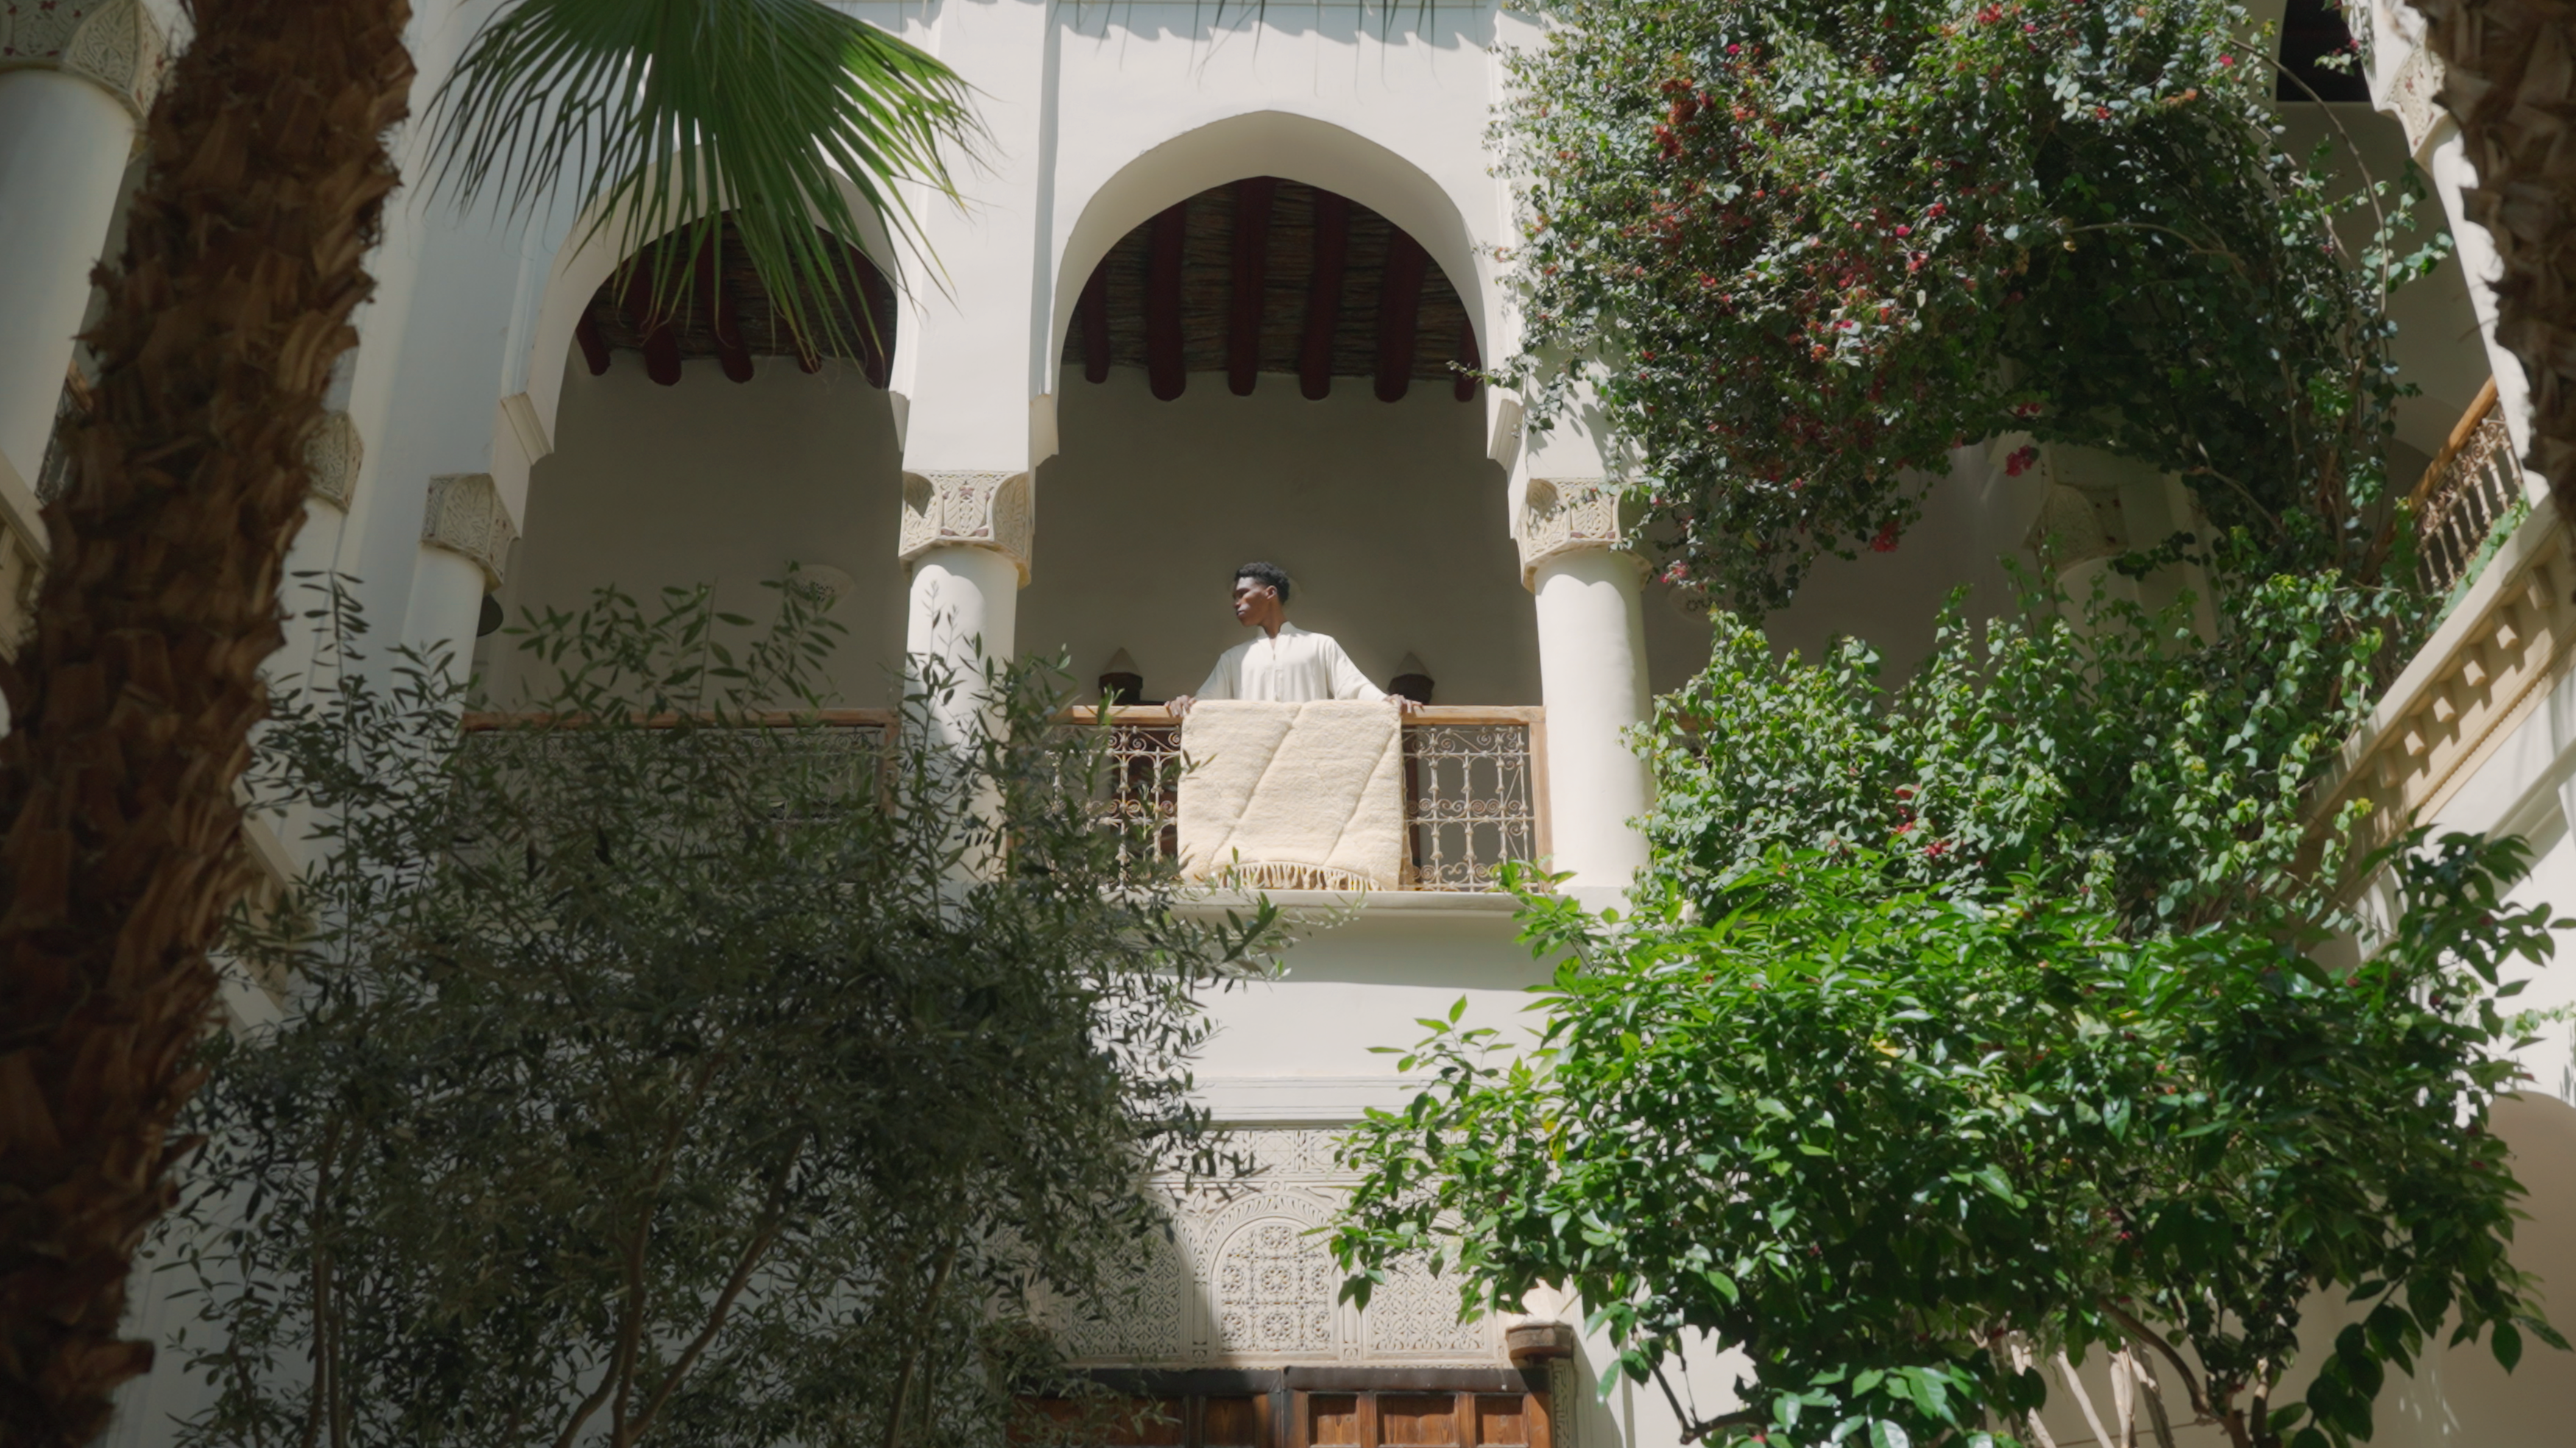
left=2317, top=383, right=2555, bottom=857
left=457, top=704, right=1550, bottom=895
left=1070, top=703, right=1546, bottom=892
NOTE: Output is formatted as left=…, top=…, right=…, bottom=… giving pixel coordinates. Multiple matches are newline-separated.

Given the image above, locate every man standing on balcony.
left=1168, top=561, right=1420, bottom=717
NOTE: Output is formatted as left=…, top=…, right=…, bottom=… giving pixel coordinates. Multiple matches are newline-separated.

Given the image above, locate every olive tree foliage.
left=1330, top=840, right=2563, bottom=1448
left=1499, top=0, right=2447, bottom=610
left=163, top=581, right=1276, bottom=1448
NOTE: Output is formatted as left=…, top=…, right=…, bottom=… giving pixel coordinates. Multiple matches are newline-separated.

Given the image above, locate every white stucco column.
left=2363, top=0, right=2549, bottom=491
left=405, top=472, right=517, bottom=684
left=1518, top=478, right=1652, bottom=894
left=0, top=0, right=163, bottom=484
left=899, top=470, right=1032, bottom=737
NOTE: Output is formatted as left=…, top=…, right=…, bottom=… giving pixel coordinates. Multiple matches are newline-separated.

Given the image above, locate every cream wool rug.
left=1176, top=700, right=1405, bottom=891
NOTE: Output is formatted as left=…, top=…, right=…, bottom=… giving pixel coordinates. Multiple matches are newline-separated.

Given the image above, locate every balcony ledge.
left=2315, top=501, right=2572, bottom=852
left=1173, top=887, right=1527, bottom=920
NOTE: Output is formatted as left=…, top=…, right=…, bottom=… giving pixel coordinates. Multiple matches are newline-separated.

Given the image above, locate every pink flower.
left=2218, top=54, right=2235, bottom=66
left=2003, top=444, right=2040, bottom=477
left=1871, top=521, right=1902, bottom=553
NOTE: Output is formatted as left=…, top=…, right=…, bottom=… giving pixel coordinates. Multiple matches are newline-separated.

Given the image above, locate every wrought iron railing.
left=2410, top=380, right=2526, bottom=601
left=456, top=707, right=1549, bottom=892
left=1064, top=706, right=1548, bottom=892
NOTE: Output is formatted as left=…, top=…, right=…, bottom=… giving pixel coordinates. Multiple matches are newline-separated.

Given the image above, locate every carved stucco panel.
left=421, top=472, right=517, bottom=589
left=1052, top=1129, right=1506, bottom=1369
left=899, top=469, right=1032, bottom=583
left=2386, top=40, right=2446, bottom=154
left=1515, top=477, right=1638, bottom=590
left=305, top=409, right=362, bottom=511
left=0, top=0, right=167, bottom=118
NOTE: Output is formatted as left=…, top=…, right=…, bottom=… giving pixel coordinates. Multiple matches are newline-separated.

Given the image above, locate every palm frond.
left=425, top=0, right=977, bottom=361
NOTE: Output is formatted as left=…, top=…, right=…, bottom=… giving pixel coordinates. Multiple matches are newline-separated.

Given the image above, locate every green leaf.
left=425, top=0, right=977, bottom=360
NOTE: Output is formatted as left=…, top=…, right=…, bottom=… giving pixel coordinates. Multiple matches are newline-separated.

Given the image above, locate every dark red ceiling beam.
left=1077, top=262, right=1110, bottom=384
left=1374, top=230, right=1428, bottom=402
left=1454, top=317, right=1481, bottom=402
left=697, top=237, right=754, bottom=383
left=1299, top=191, right=1351, bottom=401
left=623, top=258, right=682, bottom=386
left=848, top=247, right=894, bottom=389
left=574, top=310, right=612, bottom=376
left=1227, top=177, right=1277, bottom=396
left=1146, top=200, right=1189, bottom=401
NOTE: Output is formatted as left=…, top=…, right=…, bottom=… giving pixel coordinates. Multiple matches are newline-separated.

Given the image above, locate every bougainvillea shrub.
left=1502, top=0, right=2443, bottom=608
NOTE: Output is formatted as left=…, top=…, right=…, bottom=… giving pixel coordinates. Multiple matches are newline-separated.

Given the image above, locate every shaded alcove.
left=479, top=352, right=908, bottom=708
left=1029, top=171, right=1708, bottom=706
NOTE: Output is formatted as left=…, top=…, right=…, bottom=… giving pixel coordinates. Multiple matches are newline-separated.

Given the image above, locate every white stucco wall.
left=482, top=355, right=910, bottom=705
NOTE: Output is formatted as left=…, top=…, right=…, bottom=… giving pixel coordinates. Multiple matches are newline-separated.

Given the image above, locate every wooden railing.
left=1064, top=706, right=1550, bottom=892
left=454, top=706, right=1551, bottom=892
left=2410, top=378, right=2526, bottom=601
left=2313, top=447, right=2569, bottom=866
left=457, top=709, right=899, bottom=734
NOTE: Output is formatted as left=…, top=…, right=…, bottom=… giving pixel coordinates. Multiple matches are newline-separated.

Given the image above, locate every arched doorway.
left=482, top=218, right=910, bottom=706
left=1025, top=175, right=1525, bottom=708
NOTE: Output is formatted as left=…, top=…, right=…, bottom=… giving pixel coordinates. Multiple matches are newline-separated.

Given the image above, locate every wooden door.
left=1297, top=1389, right=1547, bottom=1448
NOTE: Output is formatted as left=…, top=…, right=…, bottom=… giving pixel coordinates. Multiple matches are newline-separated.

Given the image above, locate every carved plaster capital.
left=421, top=472, right=517, bottom=589
left=2385, top=40, right=2446, bottom=155
left=1514, top=475, right=1639, bottom=590
left=0, top=0, right=169, bottom=121
left=304, top=410, right=361, bottom=511
left=899, top=469, right=1032, bottom=583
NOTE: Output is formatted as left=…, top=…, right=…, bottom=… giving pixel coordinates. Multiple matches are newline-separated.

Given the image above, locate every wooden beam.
left=623, top=257, right=682, bottom=387
left=1147, top=199, right=1189, bottom=400
left=1373, top=230, right=1428, bottom=402
left=849, top=246, right=893, bottom=388
left=1227, top=177, right=1277, bottom=396
left=573, top=310, right=612, bottom=376
left=1078, top=260, right=1111, bottom=384
left=698, top=235, right=754, bottom=383
left=1299, top=190, right=1351, bottom=400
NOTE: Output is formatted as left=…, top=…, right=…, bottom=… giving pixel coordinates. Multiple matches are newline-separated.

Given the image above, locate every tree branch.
left=1651, top=1363, right=1764, bottom=1444
left=625, top=1143, right=807, bottom=1444
left=881, top=1235, right=962, bottom=1448
left=558, top=1101, right=696, bottom=1448
left=2054, top=1349, right=2117, bottom=1448
left=2100, top=1303, right=2215, bottom=1425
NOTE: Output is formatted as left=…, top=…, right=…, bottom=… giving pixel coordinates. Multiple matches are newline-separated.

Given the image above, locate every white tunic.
left=1194, top=622, right=1386, bottom=703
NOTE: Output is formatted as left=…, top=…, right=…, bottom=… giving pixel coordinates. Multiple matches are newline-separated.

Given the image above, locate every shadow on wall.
left=2368, top=1092, right=2576, bottom=1446
left=481, top=353, right=908, bottom=707
left=1758, top=444, right=2045, bottom=685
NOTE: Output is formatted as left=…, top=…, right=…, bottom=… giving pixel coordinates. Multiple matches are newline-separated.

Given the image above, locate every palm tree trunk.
left=2406, top=0, right=2576, bottom=508
left=0, top=0, right=414, bottom=1441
